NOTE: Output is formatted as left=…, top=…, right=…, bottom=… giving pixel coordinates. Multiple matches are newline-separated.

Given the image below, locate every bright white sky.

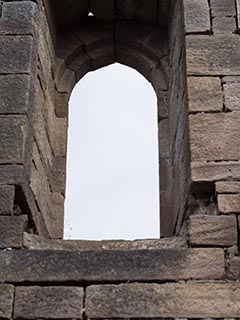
left=64, top=63, right=159, bottom=240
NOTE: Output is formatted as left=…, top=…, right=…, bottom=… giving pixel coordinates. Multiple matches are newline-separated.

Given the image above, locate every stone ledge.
left=0, top=248, right=225, bottom=283
left=85, top=282, right=240, bottom=318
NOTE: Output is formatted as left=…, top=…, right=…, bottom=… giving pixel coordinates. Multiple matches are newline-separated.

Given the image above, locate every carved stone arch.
left=49, top=1, right=190, bottom=238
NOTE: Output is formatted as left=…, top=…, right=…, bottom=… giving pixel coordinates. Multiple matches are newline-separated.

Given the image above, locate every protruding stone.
left=85, top=282, right=240, bottom=318
left=14, top=286, right=83, bottom=319
left=184, top=0, right=211, bottom=33
left=188, top=77, right=223, bottom=113
left=218, top=194, right=240, bottom=213
left=188, top=214, right=237, bottom=247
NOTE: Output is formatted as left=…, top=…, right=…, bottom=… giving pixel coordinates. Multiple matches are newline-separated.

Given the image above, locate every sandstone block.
left=0, top=116, right=29, bottom=164
left=0, top=185, right=14, bottom=215
left=187, top=77, right=222, bottom=113
left=238, top=0, right=240, bottom=32
left=14, top=286, right=83, bottom=319
left=192, top=161, right=240, bottom=182
left=0, top=215, right=27, bottom=248
left=227, top=256, right=240, bottom=280
left=213, top=17, right=236, bottom=34
left=0, top=248, right=224, bottom=283
left=216, top=181, right=240, bottom=194
left=0, top=1, right=38, bottom=35
left=189, top=112, right=240, bottom=161
left=223, top=78, right=240, bottom=111
left=49, top=193, right=64, bottom=239
left=186, top=35, right=240, bottom=75
left=0, top=285, right=14, bottom=319
left=188, top=214, right=237, bottom=246
left=85, top=282, right=240, bottom=318
left=218, top=194, right=240, bottom=213
left=184, top=0, right=210, bottom=33
left=210, top=0, right=236, bottom=17
left=0, top=75, right=31, bottom=114
left=0, top=36, right=34, bottom=74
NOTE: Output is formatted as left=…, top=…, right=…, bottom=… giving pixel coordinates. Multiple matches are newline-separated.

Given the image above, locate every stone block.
left=213, top=17, right=236, bottom=34
left=238, top=0, right=240, bottom=32
left=192, top=161, right=240, bottom=182
left=223, top=78, right=240, bottom=111
left=0, top=36, right=34, bottom=74
left=159, top=119, right=170, bottom=159
left=49, top=193, right=64, bottom=239
left=49, top=157, right=66, bottom=195
left=0, top=215, right=27, bottom=248
left=210, top=0, right=236, bottom=17
left=14, top=286, right=83, bottom=319
left=0, top=285, right=14, bottom=319
left=85, top=282, right=240, bottom=318
left=188, top=214, right=237, bottom=246
left=0, top=116, right=29, bottom=164
left=0, top=75, right=31, bottom=114
left=0, top=1, right=38, bottom=35
left=216, top=181, right=240, bottom=194
left=187, top=76, right=222, bottom=113
left=184, top=0, right=211, bottom=33
left=0, top=185, right=15, bottom=215
left=218, top=194, right=240, bottom=213
left=189, top=112, right=240, bottom=161
left=186, top=35, right=240, bottom=75
left=227, top=256, right=240, bottom=280
left=0, top=248, right=224, bottom=283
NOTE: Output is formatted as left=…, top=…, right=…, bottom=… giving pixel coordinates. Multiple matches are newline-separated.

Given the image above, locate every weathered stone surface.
left=223, top=78, right=240, bottom=111
left=189, top=112, right=240, bottom=161
left=14, top=286, right=83, bottom=319
left=0, top=285, right=14, bottom=319
left=49, top=193, right=64, bottom=239
left=0, top=75, right=31, bottom=114
left=187, top=77, right=222, bottom=112
left=0, top=185, right=14, bottom=215
left=227, top=255, right=240, bottom=280
left=90, top=0, right=114, bottom=21
left=213, top=17, right=236, bottom=34
left=0, top=116, right=29, bottom=164
left=184, top=0, right=210, bottom=33
left=188, top=214, right=237, bottom=246
left=186, top=35, right=240, bottom=75
left=218, top=194, right=240, bottom=213
left=192, top=161, right=240, bottom=182
left=23, top=233, right=187, bottom=250
left=85, top=282, right=240, bottom=318
left=237, top=0, right=240, bottom=32
left=0, top=36, right=34, bottom=74
left=216, top=181, right=240, bottom=194
left=0, top=215, right=27, bottom=248
left=0, top=1, right=38, bottom=35
left=0, top=248, right=224, bottom=283
left=210, top=0, right=236, bottom=17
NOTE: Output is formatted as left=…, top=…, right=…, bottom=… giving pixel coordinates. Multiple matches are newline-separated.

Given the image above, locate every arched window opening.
left=64, top=63, right=159, bottom=240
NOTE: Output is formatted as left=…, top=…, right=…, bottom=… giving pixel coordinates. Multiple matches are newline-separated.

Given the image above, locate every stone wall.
left=1, top=0, right=240, bottom=318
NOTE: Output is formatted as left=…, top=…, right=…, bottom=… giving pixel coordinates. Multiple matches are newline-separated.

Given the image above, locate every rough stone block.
left=188, top=214, right=237, bottom=246
left=0, top=116, right=29, bottom=164
left=49, top=157, right=66, bottom=194
left=213, top=17, right=236, bottom=34
left=0, top=285, right=14, bottom=319
left=189, top=112, right=240, bottom=161
left=14, top=286, right=83, bottom=319
left=0, top=185, right=15, bottom=215
left=223, top=78, right=240, bottom=111
left=210, top=0, right=236, bottom=17
left=184, top=0, right=211, bottom=33
left=186, top=35, right=240, bottom=75
left=227, top=255, right=240, bottom=280
left=216, top=181, right=240, bottom=194
left=0, top=215, right=27, bottom=248
left=238, top=0, right=240, bottom=33
left=218, top=194, right=240, bottom=213
left=0, top=248, right=225, bottom=283
left=191, top=161, right=240, bottom=182
left=0, top=75, right=31, bottom=114
left=0, top=36, right=34, bottom=74
left=187, top=76, right=222, bottom=113
left=85, top=282, right=240, bottom=318
left=0, top=1, right=38, bottom=35
left=159, top=119, right=170, bottom=158
left=49, top=193, right=64, bottom=239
